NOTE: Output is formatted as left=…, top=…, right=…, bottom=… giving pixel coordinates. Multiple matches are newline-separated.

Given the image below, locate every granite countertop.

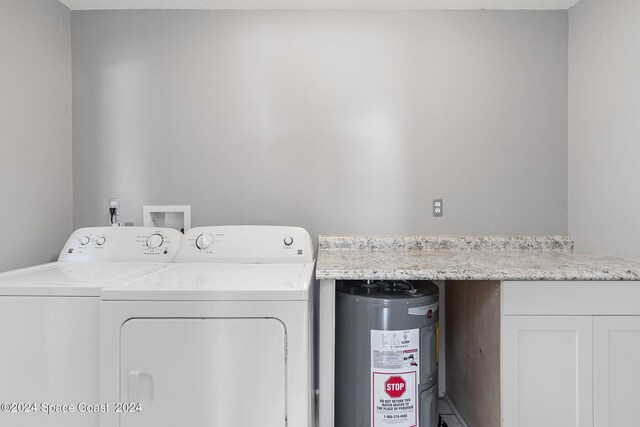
left=316, top=236, right=640, bottom=281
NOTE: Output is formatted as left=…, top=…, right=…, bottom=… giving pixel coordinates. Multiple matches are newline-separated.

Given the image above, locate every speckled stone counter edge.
left=315, top=268, right=640, bottom=281
left=318, top=235, right=575, bottom=251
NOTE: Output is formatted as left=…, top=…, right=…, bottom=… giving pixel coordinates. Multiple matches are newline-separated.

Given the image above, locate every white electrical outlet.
left=433, top=199, right=443, bottom=217
left=109, top=198, right=120, bottom=215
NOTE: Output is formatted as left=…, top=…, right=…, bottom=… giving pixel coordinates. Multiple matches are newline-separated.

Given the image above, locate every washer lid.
left=0, top=262, right=171, bottom=297
left=101, top=262, right=315, bottom=301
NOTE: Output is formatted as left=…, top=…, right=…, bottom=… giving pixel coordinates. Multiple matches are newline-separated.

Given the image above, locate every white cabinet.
left=502, top=316, right=593, bottom=427
left=594, top=317, right=640, bottom=427
left=502, top=281, right=640, bottom=427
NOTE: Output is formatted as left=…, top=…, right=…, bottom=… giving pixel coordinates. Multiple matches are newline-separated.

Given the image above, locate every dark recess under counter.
left=445, top=280, right=500, bottom=427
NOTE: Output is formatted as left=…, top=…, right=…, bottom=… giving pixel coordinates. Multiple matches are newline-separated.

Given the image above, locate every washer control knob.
left=146, top=233, right=164, bottom=249
left=80, top=236, right=90, bottom=246
left=196, top=233, right=214, bottom=250
left=284, top=236, right=294, bottom=246
left=96, top=236, right=106, bottom=246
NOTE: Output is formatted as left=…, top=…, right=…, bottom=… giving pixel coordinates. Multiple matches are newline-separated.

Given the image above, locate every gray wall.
left=0, top=0, right=72, bottom=272
left=72, top=10, right=568, bottom=238
left=569, top=0, right=640, bottom=260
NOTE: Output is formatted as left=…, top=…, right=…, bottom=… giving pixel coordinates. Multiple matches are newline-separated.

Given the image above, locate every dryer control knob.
left=196, top=233, right=214, bottom=250
left=284, top=236, right=294, bottom=246
left=146, top=233, right=164, bottom=249
left=96, top=236, right=106, bottom=246
left=80, top=236, right=90, bottom=246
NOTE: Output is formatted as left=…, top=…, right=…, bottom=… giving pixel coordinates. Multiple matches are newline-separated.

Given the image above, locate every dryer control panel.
left=58, top=227, right=182, bottom=262
left=176, top=226, right=314, bottom=263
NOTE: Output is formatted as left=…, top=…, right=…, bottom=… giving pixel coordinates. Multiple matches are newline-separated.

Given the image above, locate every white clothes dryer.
left=0, top=227, right=181, bottom=427
left=99, top=226, right=315, bottom=427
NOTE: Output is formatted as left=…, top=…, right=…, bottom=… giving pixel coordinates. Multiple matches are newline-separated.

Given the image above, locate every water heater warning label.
left=371, top=329, right=419, bottom=426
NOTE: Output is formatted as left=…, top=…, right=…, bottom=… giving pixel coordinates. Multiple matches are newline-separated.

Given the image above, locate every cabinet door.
left=119, top=318, right=287, bottom=427
left=502, top=316, right=593, bottom=427
left=594, top=316, right=640, bottom=427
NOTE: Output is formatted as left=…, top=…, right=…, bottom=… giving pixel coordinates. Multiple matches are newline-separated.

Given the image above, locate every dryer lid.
left=101, top=262, right=315, bottom=301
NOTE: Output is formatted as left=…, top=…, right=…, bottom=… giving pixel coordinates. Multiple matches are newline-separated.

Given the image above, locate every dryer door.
left=119, top=318, right=287, bottom=427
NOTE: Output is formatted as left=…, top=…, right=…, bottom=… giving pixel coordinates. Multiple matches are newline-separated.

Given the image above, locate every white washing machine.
left=0, top=226, right=181, bottom=427
left=99, top=225, right=315, bottom=427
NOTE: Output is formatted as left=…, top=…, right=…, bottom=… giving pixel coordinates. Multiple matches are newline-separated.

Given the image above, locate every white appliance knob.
left=96, top=237, right=106, bottom=246
left=80, top=236, right=90, bottom=246
left=196, top=233, right=214, bottom=250
left=284, top=236, right=294, bottom=246
left=146, top=234, right=164, bottom=249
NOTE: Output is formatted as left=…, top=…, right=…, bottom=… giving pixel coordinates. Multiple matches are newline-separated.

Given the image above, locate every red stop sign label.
left=384, top=376, right=406, bottom=398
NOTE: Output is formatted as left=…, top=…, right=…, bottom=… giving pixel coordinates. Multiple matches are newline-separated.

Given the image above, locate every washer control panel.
left=58, top=227, right=182, bottom=262
left=176, top=226, right=314, bottom=263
